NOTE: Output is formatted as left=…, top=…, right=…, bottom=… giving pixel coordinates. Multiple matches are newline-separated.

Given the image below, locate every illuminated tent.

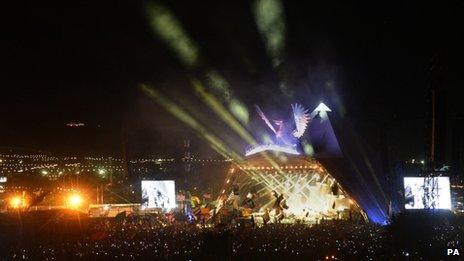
left=220, top=153, right=366, bottom=221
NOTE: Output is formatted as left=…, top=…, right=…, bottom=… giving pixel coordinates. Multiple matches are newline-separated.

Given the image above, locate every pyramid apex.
left=314, top=102, right=332, bottom=112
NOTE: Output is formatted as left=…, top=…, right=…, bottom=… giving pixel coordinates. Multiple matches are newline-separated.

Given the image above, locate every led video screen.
left=403, top=177, right=451, bottom=210
left=141, top=180, right=176, bottom=210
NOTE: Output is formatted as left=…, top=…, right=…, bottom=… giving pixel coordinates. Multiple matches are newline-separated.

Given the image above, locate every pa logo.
left=447, top=249, right=460, bottom=256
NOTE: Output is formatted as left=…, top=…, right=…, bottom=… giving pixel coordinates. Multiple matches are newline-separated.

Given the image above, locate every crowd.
left=1, top=211, right=463, bottom=260
left=3, top=219, right=388, bottom=260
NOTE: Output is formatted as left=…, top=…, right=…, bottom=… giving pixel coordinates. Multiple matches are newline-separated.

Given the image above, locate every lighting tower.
left=184, top=139, right=191, bottom=171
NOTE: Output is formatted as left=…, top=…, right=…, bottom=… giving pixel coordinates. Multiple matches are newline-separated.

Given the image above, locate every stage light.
left=9, top=196, right=26, bottom=209
left=67, top=193, right=83, bottom=209
left=10, top=196, right=22, bottom=208
left=97, top=169, right=107, bottom=178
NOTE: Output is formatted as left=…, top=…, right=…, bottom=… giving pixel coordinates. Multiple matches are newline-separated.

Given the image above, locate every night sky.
left=2, top=0, right=464, bottom=159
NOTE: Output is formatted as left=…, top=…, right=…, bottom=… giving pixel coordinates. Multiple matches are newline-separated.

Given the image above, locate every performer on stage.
left=272, top=190, right=288, bottom=222
left=262, top=208, right=270, bottom=225
left=241, top=193, right=255, bottom=217
left=242, top=193, right=255, bottom=209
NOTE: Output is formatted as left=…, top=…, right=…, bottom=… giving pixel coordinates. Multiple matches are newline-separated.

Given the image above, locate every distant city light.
left=41, top=170, right=48, bottom=175
left=66, top=122, right=85, bottom=127
left=420, top=160, right=425, bottom=164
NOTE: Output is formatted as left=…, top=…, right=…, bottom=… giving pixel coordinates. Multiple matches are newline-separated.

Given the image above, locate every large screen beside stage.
left=141, top=180, right=176, bottom=210
left=403, top=177, right=451, bottom=210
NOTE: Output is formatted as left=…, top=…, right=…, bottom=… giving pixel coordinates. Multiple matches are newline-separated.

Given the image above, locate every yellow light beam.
left=141, top=84, right=243, bottom=162
left=253, top=0, right=286, bottom=68
left=191, top=79, right=285, bottom=173
left=145, top=2, right=251, bottom=125
left=145, top=2, right=250, bottom=125
left=192, top=79, right=256, bottom=146
left=145, top=2, right=200, bottom=68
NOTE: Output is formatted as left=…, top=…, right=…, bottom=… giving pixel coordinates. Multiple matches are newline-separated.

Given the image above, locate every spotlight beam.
left=253, top=0, right=286, bottom=68
left=141, top=84, right=243, bottom=162
left=191, top=79, right=286, bottom=173
left=192, top=79, right=256, bottom=146
left=146, top=2, right=199, bottom=68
